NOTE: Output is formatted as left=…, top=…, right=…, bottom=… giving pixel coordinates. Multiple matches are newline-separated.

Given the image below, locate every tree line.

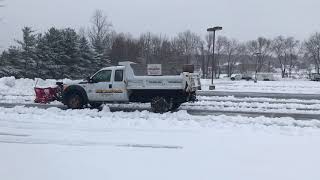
left=1, top=10, right=320, bottom=79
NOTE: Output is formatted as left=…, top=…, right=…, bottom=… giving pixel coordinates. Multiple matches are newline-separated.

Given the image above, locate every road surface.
left=198, top=91, right=320, bottom=100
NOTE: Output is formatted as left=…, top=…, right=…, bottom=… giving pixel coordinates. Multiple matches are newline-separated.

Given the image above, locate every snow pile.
left=101, top=104, right=111, bottom=112
left=0, top=77, right=82, bottom=103
left=0, top=77, right=36, bottom=103
left=198, top=95, right=320, bottom=104
left=0, top=76, right=82, bottom=96
left=1, top=106, right=320, bottom=131
left=184, top=99, right=320, bottom=115
left=201, top=78, right=320, bottom=94
left=0, top=76, right=16, bottom=87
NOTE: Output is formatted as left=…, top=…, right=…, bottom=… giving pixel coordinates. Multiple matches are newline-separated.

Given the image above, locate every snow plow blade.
left=34, top=83, right=63, bottom=104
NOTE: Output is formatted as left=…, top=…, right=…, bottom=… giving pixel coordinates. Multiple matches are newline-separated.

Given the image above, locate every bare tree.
left=88, top=9, right=113, bottom=64
left=174, top=30, right=201, bottom=64
left=204, top=34, right=224, bottom=78
left=304, top=32, right=320, bottom=74
left=199, top=40, right=206, bottom=78
left=215, top=36, right=225, bottom=78
left=235, top=43, right=248, bottom=74
left=272, top=36, right=287, bottom=78
left=110, top=33, right=140, bottom=65
left=78, top=27, right=87, bottom=38
left=139, top=33, right=170, bottom=65
left=286, top=37, right=299, bottom=77
left=221, top=37, right=239, bottom=77
left=204, top=34, right=213, bottom=78
left=247, top=37, right=272, bottom=72
left=139, top=32, right=153, bottom=65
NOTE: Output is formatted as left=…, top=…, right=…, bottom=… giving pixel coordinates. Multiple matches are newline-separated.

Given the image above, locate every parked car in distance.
left=310, top=73, right=320, bottom=81
left=230, top=74, right=242, bottom=81
left=241, top=73, right=253, bottom=81
left=256, top=73, right=276, bottom=81
left=230, top=73, right=253, bottom=81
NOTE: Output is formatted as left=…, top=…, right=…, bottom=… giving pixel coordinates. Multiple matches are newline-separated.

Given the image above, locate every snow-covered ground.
left=1, top=106, right=320, bottom=180
left=201, top=78, right=320, bottom=94
left=1, top=77, right=320, bottom=180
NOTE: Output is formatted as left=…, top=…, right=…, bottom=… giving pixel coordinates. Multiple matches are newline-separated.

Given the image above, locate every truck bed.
left=127, top=75, right=185, bottom=90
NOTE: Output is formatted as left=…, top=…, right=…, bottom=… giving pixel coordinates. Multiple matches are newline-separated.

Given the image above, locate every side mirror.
left=86, top=76, right=93, bottom=83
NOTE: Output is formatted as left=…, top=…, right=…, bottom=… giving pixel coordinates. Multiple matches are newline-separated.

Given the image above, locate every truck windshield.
left=92, top=70, right=112, bottom=82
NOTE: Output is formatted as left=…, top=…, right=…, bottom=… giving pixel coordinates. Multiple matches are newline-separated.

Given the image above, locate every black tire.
left=151, top=96, right=170, bottom=113
left=90, top=102, right=103, bottom=108
left=66, top=93, right=84, bottom=109
left=170, top=103, right=181, bottom=111
left=189, top=92, right=197, bottom=102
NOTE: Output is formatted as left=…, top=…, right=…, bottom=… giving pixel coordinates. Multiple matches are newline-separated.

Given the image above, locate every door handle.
left=109, top=84, right=112, bottom=89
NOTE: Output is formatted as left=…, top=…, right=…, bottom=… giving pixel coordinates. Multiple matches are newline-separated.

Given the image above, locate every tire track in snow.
left=0, top=138, right=183, bottom=149
left=1, top=98, right=320, bottom=120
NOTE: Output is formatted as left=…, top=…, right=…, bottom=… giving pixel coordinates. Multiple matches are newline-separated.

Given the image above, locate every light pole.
left=317, top=45, right=320, bottom=74
left=207, top=26, right=222, bottom=86
left=254, top=52, right=261, bottom=83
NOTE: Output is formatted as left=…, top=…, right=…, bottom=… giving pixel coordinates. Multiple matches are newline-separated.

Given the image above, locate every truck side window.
left=115, top=70, right=123, bottom=82
left=92, top=70, right=112, bottom=82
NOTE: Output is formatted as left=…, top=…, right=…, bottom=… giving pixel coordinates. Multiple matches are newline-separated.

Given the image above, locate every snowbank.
left=0, top=76, right=35, bottom=96
left=0, top=76, right=81, bottom=96
left=1, top=106, right=320, bottom=133
left=201, top=78, right=320, bottom=94
left=0, top=77, right=81, bottom=103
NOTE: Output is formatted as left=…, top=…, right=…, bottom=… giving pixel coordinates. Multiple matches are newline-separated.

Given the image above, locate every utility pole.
left=254, top=52, right=262, bottom=83
left=207, top=26, right=222, bottom=86
left=317, top=45, right=320, bottom=74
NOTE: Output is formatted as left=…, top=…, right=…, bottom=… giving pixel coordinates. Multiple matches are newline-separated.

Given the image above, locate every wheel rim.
left=69, top=95, right=81, bottom=109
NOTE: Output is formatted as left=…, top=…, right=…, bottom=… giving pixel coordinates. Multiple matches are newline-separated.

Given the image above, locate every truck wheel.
left=170, top=103, right=181, bottom=111
left=90, top=102, right=102, bottom=108
left=151, top=96, right=170, bottom=113
left=67, top=93, right=83, bottom=109
left=189, top=92, right=197, bottom=102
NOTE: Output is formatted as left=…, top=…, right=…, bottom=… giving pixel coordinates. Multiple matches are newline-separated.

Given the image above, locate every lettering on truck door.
left=88, top=70, right=113, bottom=102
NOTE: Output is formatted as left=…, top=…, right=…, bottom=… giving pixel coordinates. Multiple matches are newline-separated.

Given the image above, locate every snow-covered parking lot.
left=1, top=77, right=320, bottom=180
left=1, top=106, right=320, bottom=180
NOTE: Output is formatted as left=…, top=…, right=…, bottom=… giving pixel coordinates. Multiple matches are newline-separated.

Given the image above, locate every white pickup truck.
left=60, top=62, right=200, bottom=113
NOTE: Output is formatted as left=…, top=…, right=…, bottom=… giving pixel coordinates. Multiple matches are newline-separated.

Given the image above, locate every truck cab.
left=84, top=66, right=129, bottom=103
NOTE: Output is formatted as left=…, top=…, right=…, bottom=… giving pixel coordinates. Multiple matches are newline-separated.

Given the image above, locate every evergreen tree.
left=0, top=47, right=23, bottom=77
left=60, top=28, right=81, bottom=78
left=15, top=27, right=38, bottom=77
left=78, top=36, right=96, bottom=75
left=36, top=28, right=63, bottom=78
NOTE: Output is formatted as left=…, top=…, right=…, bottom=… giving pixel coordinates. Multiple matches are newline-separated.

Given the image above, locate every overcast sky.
left=1, top=0, right=320, bottom=50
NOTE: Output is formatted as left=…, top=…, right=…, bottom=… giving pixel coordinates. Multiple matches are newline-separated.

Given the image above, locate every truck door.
left=88, top=70, right=113, bottom=102
left=111, top=69, right=129, bottom=102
